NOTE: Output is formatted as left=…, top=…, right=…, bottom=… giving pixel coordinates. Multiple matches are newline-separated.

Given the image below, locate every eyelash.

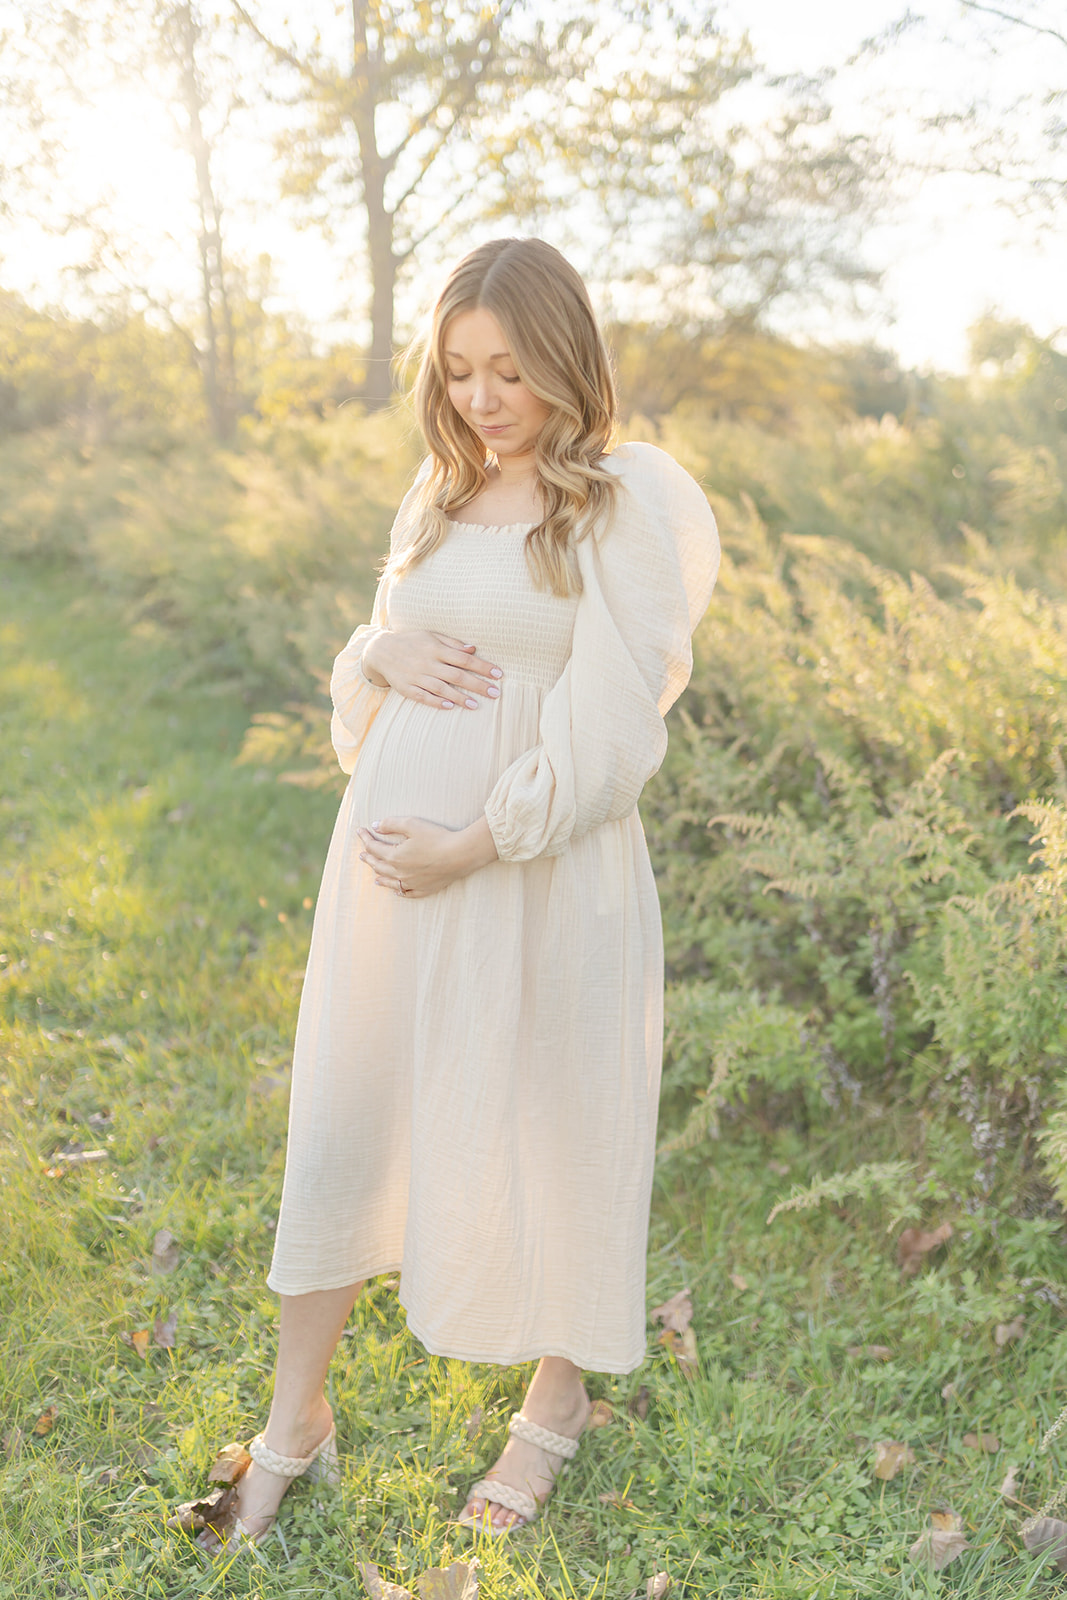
left=447, top=373, right=521, bottom=385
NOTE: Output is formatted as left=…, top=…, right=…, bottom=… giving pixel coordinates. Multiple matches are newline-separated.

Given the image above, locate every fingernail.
left=465, top=698, right=479, bottom=709
left=372, top=820, right=381, bottom=829
left=441, top=700, right=454, bottom=708
left=487, top=685, right=500, bottom=698
left=490, top=667, right=503, bottom=678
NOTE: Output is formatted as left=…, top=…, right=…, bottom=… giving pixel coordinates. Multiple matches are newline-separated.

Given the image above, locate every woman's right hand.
left=361, top=629, right=503, bottom=709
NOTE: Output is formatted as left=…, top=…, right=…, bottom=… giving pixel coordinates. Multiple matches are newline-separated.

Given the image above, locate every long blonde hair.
left=387, top=238, right=619, bottom=597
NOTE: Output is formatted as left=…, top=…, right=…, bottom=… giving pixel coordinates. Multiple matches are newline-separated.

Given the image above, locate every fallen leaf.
left=3, top=1427, right=24, bottom=1458
left=417, top=1559, right=480, bottom=1599
left=909, top=1526, right=970, bottom=1571
left=999, top=1464, right=1020, bottom=1499
left=659, top=1325, right=699, bottom=1379
left=872, top=1440, right=915, bottom=1480
left=995, top=1314, right=1025, bottom=1347
left=650, top=1287, right=692, bottom=1335
left=587, top=1399, right=614, bottom=1429
left=627, top=1385, right=650, bottom=1421
left=930, top=1510, right=962, bottom=1532
left=962, top=1431, right=999, bottom=1453
left=897, top=1221, right=953, bottom=1276
left=207, top=1442, right=251, bottom=1484
left=359, top=1561, right=415, bottom=1600
left=847, top=1344, right=892, bottom=1362
left=464, top=1406, right=483, bottom=1442
left=599, top=1489, right=637, bottom=1510
left=153, top=1311, right=178, bottom=1348
left=1022, top=1517, right=1067, bottom=1572
left=647, top=1575, right=671, bottom=1599
left=729, top=1272, right=750, bottom=1291
left=33, top=1406, right=57, bottom=1437
left=167, top=1484, right=237, bottom=1538
left=941, top=1381, right=960, bottom=1401
left=151, top=1229, right=179, bottom=1275
left=131, top=1329, right=150, bottom=1358
left=96, top=1466, right=119, bottom=1486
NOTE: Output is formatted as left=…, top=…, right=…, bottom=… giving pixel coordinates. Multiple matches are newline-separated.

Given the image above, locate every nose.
left=470, top=377, right=498, bottom=415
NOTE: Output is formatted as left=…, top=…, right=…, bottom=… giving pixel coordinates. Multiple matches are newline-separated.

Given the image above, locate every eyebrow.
left=443, top=350, right=513, bottom=361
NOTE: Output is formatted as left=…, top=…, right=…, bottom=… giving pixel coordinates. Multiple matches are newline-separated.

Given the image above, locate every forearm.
left=451, top=814, right=499, bottom=877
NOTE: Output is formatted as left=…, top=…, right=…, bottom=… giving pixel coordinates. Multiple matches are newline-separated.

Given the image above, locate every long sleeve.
left=329, top=463, right=429, bottom=775
left=484, top=442, right=720, bottom=861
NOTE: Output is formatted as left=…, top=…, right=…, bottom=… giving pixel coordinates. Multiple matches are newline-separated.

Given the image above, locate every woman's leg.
left=230, top=1280, right=363, bottom=1537
left=461, top=1355, right=591, bottom=1532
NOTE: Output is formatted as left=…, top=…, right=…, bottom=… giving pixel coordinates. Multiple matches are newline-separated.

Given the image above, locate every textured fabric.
left=267, top=441, right=719, bottom=1374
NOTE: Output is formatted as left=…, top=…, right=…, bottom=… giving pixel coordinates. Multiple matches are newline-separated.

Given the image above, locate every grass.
left=2, top=555, right=1067, bottom=1599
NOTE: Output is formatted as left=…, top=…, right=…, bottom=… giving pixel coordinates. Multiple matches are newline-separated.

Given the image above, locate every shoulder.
left=602, top=441, right=713, bottom=517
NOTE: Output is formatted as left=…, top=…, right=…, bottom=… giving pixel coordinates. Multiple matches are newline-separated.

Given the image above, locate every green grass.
left=2, top=557, right=1066, bottom=1599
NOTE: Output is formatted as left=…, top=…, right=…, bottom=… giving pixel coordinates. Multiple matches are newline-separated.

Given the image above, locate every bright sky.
left=2, top=0, right=1063, bottom=373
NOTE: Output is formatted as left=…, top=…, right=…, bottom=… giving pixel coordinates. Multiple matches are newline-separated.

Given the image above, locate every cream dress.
left=267, top=442, right=719, bottom=1374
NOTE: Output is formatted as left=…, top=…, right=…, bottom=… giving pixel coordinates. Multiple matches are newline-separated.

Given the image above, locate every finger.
left=435, top=648, right=503, bottom=683
left=433, top=633, right=478, bottom=653
left=400, top=683, right=456, bottom=709
left=371, top=817, right=409, bottom=838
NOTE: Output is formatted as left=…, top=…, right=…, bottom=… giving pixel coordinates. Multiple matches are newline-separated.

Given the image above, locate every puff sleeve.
left=483, top=442, right=719, bottom=861
left=329, top=463, right=430, bottom=775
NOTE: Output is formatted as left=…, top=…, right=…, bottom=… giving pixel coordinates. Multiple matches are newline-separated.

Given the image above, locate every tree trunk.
left=351, top=0, right=396, bottom=410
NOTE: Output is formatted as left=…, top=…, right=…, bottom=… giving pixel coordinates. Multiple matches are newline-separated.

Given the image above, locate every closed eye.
left=446, top=372, right=471, bottom=382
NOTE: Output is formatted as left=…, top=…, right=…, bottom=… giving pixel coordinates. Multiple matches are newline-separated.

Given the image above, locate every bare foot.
left=222, top=1395, right=335, bottom=1544
left=461, top=1359, right=590, bottom=1534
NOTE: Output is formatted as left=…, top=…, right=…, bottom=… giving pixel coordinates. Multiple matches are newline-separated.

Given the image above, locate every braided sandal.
left=458, top=1412, right=583, bottom=1536
left=175, top=1423, right=340, bottom=1553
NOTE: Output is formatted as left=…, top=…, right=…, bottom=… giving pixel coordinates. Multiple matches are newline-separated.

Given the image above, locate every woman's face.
left=443, top=308, right=551, bottom=463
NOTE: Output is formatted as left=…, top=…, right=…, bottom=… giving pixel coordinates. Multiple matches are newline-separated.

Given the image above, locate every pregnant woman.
left=205, top=236, right=719, bottom=1546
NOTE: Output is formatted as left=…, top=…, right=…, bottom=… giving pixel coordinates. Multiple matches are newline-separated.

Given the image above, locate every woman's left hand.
left=357, top=814, right=498, bottom=899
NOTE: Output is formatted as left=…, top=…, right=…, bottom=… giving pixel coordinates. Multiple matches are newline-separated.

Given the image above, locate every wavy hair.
left=386, top=238, right=619, bottom=597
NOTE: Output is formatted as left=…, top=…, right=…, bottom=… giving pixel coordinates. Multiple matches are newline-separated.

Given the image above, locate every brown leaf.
left=930, top=1509, right=962, bottom=1532
left=647, top=1576, right=672, bottom=1599
left=627, top=1385, right=650, bottom=1421
left=872, top=1440, right=915, bottom=1480
left=598, top=1489, right=637, bottom=1510
left=417, top=1560, right=480, bottom=1599
left=587, top=1399, right=614, bottom=1429
left=729, top=1272, right=750, bottom=1291
left=962, top=1431, right=999, bottom=1453
left=207, top=1442, right=251, bottom=1485
left=96, top=1466, right=119, bottom=1486
left=464, top=1406, right=483, bottom=1442
left=1022, top=1517, right=1067, bottom=1571
left=119, top=1328, right=150, bottom=1358
left=3, top=1427, right=24, bottom=1458
left=994, top=1314, right=1025, bottom=1347
left=847, top=1344, right=892, bottom=1362
left=659, top=1325, right=699, bottom=1379
left=166, top=1484, right=237, bottom=1537
left=359, top=1561, right=415, bottom=1600
left=999, top=1464, right=1020, bottom=1499
left=909, top=1527, right=970, bottom=1571
left=650, top=1287, right=692, bottom=1335
left=151, top=1229, right=179, bottom=1275
left=153, top=1311, right=178, bottom=1349
left=897, top=1221, right=953, bottom=1276
left=33, top=1405, right=57, bottom=1436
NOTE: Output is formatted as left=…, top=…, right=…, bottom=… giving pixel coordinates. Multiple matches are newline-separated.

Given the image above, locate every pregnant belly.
left=349, top=683, right=544, bottom=831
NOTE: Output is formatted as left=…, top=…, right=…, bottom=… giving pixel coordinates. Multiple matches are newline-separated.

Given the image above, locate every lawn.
left=2, top=556, right=1066, bottom=1599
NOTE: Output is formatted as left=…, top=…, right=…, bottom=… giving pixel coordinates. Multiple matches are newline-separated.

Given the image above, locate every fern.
left=766, top=1160, right=915, bottom=1226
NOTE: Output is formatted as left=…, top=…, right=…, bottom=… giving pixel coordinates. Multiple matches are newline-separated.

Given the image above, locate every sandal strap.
left=247, top=1423, right=334, bottom=1479
left=467, top=1476, right=538, bottom=1522
left=508, top=1412, right=581, bottom=1460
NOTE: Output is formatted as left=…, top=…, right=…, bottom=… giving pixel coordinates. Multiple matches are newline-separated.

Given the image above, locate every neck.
left=491, top=450, right=537, bottom=486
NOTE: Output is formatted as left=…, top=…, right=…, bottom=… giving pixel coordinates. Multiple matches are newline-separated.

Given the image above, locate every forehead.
left=443, top=307, right=512, bottom=360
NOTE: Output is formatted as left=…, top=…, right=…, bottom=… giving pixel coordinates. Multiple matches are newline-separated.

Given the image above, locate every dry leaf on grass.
left=897, top=1222, right=953, bottom=1276
left=729, top=1273, right=750, bottom=1291
left=999, top=1464, right=1020, bottom=1499
left=650, top=1287, right=692, bottom=1334
left=417, top=1559, right=480, bottom=1599
left=129, top=1330, right=150, bottom=1358
left=167, top=1484, right=238, bottom=1539
left=909, top=1515, right=969, bottom=1572
left=587, top=1399, right=614, bottom=1429
left=359, top=1562, right=415, bottom=1599
left=941, top=1382, right=960, bottom=1401
left=847, top=1344, right=892, bottom=1361
left=33, top=1406, right=58, bottom=1437
left=599, top=1489, right=637, bottom=1510
left=995, top=1315, right=1025, bottom=1347
left=153, top=1311, right=178, bottom=1348
left=151, top=1229, right=179, bottom=1275
left=658, top=1326, right=698, bottom=1379
left=628, top=1385, right=650, bottom=1421
left=207, top=1442, right=251, bottom=1484
left=962, top=1432, right=999, bottom=1453
left=1023, top=1517, right=1067, bottom=1571
left=647, top=1575, right=671, bottom=1599
left=872, top=1440, right=915, bottom=1480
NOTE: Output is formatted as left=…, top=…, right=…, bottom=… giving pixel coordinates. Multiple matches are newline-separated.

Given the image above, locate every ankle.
left=263, top=1394, right=332, bottom=1455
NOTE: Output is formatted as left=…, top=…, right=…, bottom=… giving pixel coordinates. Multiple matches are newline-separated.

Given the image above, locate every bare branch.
left=958, top=0, right=1067, bottom=51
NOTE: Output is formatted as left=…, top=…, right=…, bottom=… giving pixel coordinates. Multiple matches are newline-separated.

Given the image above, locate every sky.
left=2, top=0, right=1063, bottom=373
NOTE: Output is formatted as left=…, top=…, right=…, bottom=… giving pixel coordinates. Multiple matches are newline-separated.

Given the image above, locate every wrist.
left=452, top=815, right=499, bottom=877
left=360, top=631, right=390, bottom=689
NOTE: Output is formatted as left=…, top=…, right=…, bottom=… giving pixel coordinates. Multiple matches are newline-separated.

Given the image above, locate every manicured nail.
left=441, top=700, right=454, bottom=708
left=487, top=685, right=500, bottom=698
left=465, top=698, right=479, bottom=709
left=372, top=820, right=381, bottom=829
left=490, top=667, right=503, bottom=678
